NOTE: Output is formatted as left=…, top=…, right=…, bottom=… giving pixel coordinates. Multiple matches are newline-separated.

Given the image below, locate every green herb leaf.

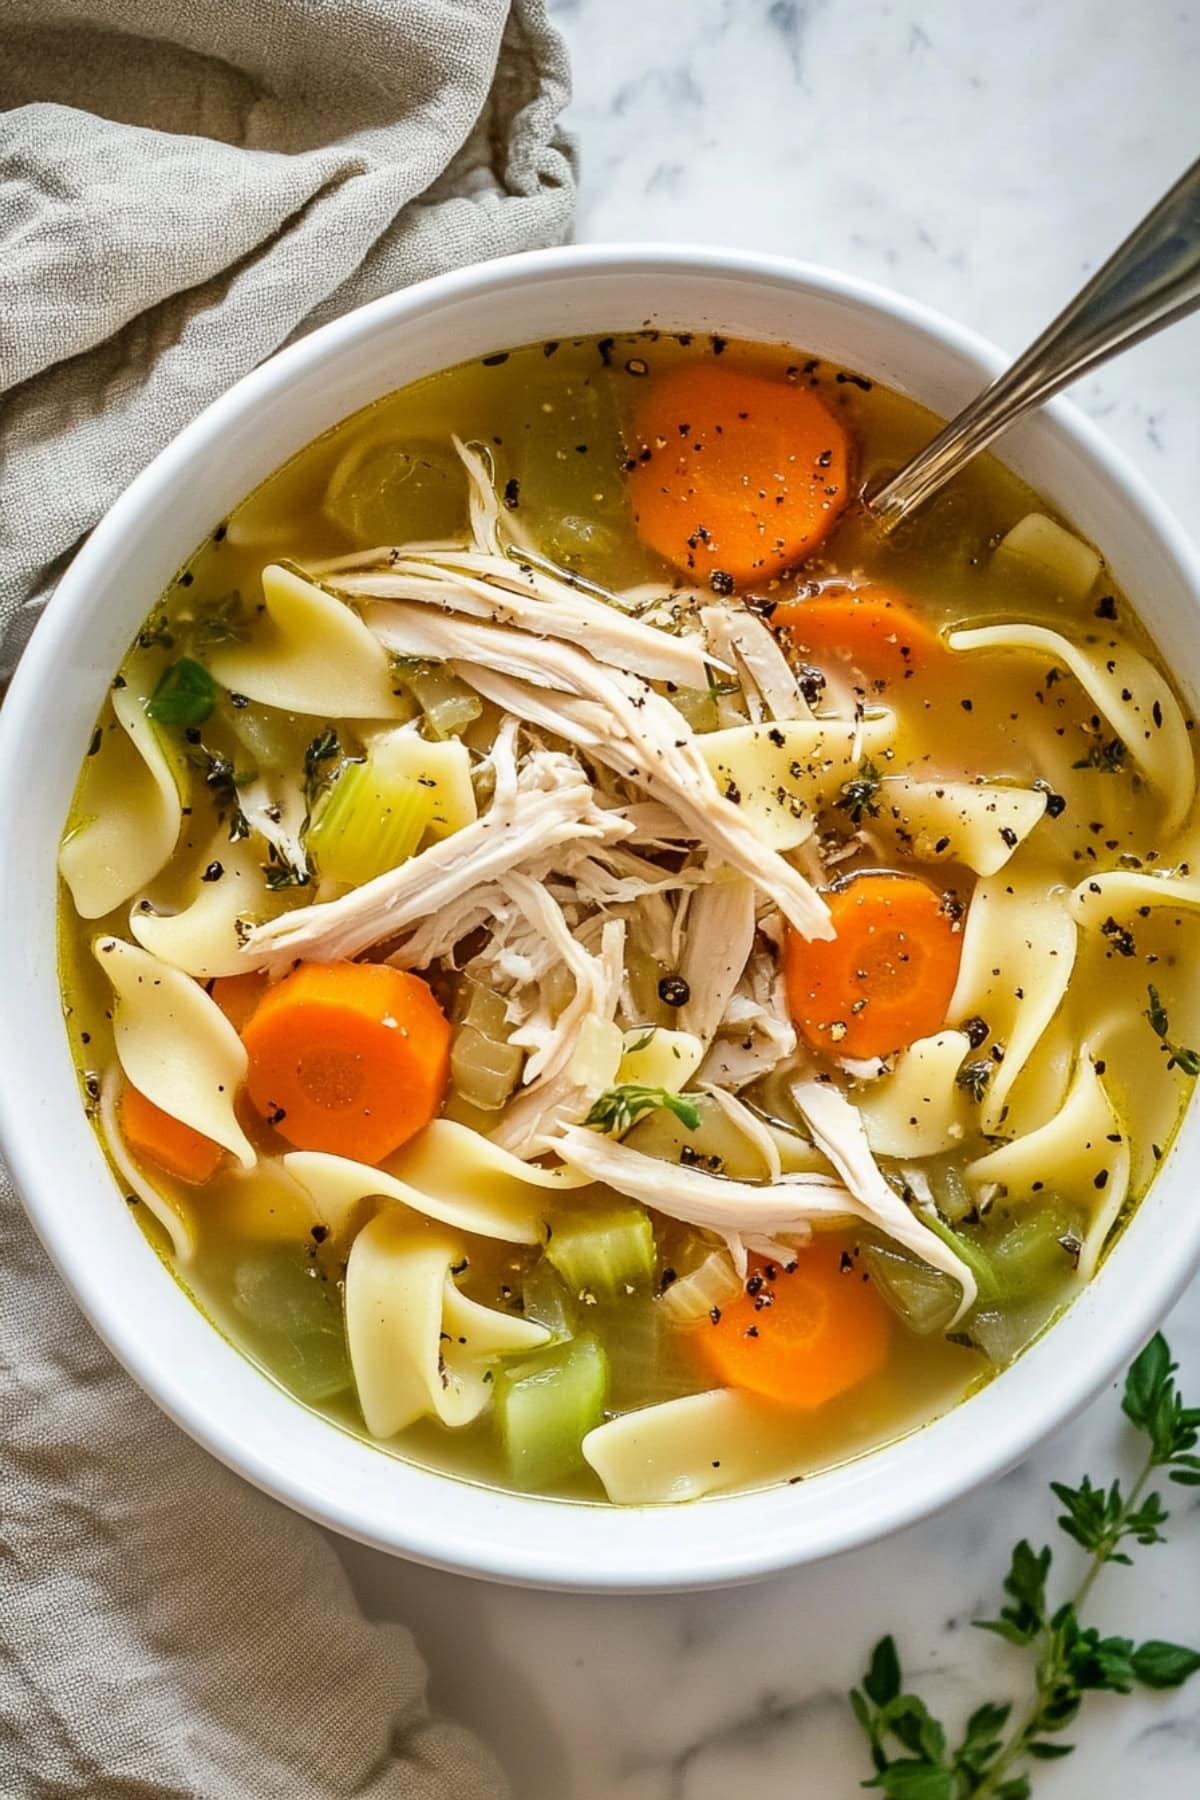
left=974, top=1539, right=1050, bottom=1644
left=193, top=589, right=246, bottom=646
left=303, top=727, right=342, bottom=811
left=584, top=1085, right=701, bottom=1137
left=1071, top=736, right=1127, bottom=773
left=137, top=612, right=174, bottom=651
left=867, top=1762, right=954, bottom=1800
left=955, top=1059, right=993, bottom=1104
left=863, top=1636, right=902, bottom=1709
left=1130, top=1640, right=1200, bottom=1689
left=146, top=657, right=216, bottom=727
left=1142, top=989, right=1200, bottom=1081
left=835, top=757, right=883, bottom=825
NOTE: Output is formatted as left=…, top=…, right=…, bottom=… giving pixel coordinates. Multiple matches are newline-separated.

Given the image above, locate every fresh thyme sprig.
left=584, top=1084, right=701, bottom=1137
left=835, top=757, right=883, bottom=825
left=1145, top=984, right=1200, bottom=1077
left=850, top=1333, right=1200, bottom=1798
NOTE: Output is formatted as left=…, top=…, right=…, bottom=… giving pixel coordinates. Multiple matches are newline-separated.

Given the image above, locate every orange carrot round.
left=626, top=364, right=851, bottom=586
left=120, top=1084, right=224, bottom=1186
left=784, top=872, right=962, bottom=1059
left=771, top=586, right=941, bottom=683
left=241, top=961, right=450, bottom=1163
left=696, top=1239, right=891, bottom=1408
left=209, top=971, right=269, bottom=1033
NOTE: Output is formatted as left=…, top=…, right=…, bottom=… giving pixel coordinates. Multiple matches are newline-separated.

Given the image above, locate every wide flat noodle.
left=583, top=1388, right=803, bottom=1504
left=966, top=1055, right=1129, bottom=1280
left=947, top=868, right=1076, bottom=1135
left=97, top=1064, right=195, bottom=1262
left=129, top=831, right=286, bottom=978
left=286, top=1119, right=585, bottom=1245
left=93, top=936, right=255, bottom=1167
left=877, top=776, right=1046, bottom=877
left=696, top=713, right=894, bottom=851
left=208, top=563, right=407, bottom=718
left=344, top=1213, right=548, bottom=1437
left=60, top=683, right=184, bottom=919
left=856, top=1031, right=973, bottom=1159
left=949, top=622, right=1193, bottom=834
left=1069, top=867, right=1200, bottom=930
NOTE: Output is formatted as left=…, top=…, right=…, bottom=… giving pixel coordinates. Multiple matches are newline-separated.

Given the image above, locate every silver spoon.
left=868, top=156, right=1200, bottom=530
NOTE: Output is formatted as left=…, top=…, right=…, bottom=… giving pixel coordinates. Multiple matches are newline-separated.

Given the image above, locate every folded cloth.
left=0, top=0, right=577, bottom=675
left=0, top=3, right=576, bottom=1792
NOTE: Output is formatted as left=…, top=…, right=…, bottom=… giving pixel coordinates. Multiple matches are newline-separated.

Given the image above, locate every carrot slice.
left=696, top=1239, right=891, bottom=1408
left=626, top=364, right=851, bottom=586
left=209, top=971, right=269, bottom=1033
left=120, top=1084, right=224, bottom=1186
left=784, top=871, right=962, bottom=1059
left=240, top=961, right=450, bottom=1163
left=771, top=586, right=941, bottom=683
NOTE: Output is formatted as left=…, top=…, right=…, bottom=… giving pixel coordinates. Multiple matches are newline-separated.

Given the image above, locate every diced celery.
left=307, top=758, right=436, bottom=886
left=969, top=1296, right=1059, bottom=1369
left=233, top=1246, right=352, bottom=1404
left=323, top=438, right=467, bottom=544
left=659, top=1247, right=743, bottom=1326
left=930, top=1161, right=976, bottom=1223
left=670, top=686, right=720, bottom=733
left=450, top=1023, right=523, bottom=1111
left=597, top=1297, right=706, bottom=1410
left=495, top=1333, right=608, bottom=1490
left=860, top=1241, right=961, bottom=1336
left=521, top=1260, right=578, bottom=1341
left=546, top=1204, right=656, bottom=1299
left=456, top=973, right=510, bottom=1037
left=985, top=1204, right=1084, bottom=1300
left=392, top=660, right=482, bottom=739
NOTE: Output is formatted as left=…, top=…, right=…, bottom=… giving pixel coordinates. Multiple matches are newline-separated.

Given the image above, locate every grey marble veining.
left=332, top=2, right=1200, bottom=1793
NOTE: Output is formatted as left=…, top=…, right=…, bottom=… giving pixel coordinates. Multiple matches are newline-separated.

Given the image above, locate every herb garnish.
left=192, top=590, right=246, bottom=647
left=145, top=657, right=216, bottom=728
left=1145, top=983, right=1200, bottom=1076
left=585, top=1085, right=701, bottom=1136
left=193, top=749, right=251, bottom=840
left=1071, top=736, right=1127, bottom=774
left=850, top=1333, right=1200, bottom=1798
left=836, top=758, right=883, bottom=825
left=302, top=727, right=341, bottom=812
left=955, top=1060, right=993, bottom=1104
left=137, top=612, right=174, bottom=652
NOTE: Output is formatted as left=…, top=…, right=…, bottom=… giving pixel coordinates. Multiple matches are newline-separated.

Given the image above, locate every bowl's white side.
left=3, top=245, right=1200, bottom=1592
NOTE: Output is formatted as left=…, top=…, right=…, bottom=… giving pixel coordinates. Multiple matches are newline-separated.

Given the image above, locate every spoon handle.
left=869, top=157, right=1200, bottom=529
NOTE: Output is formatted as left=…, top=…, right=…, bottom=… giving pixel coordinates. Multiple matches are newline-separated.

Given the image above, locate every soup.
left=57, top=333, right=1200, bottom=1505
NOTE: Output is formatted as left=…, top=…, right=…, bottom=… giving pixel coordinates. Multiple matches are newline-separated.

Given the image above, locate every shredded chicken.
left=365, top=605, right=832, bottom=939
left=553, top=1125, right=853, bottom=1274
left=700, top=604, right=811, bottom=722
left=790, top=1079, right=977, bottom=1316
left=243, top=729, right=631, bottom=968
left=678, top=877, right=757, bottom=1044
left=330, top=557, right=712, bottom=690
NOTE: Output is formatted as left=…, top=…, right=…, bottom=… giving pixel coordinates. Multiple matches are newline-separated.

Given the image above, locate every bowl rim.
left=4, top=240, right=1200, bottom=1592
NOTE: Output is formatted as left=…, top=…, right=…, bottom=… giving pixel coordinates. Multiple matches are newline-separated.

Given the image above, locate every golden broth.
left=58, top=333, right=1200, bottom=1503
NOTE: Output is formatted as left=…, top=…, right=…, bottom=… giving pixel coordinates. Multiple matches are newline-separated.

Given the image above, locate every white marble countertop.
left=335, top=3, right=1200, bottom=1794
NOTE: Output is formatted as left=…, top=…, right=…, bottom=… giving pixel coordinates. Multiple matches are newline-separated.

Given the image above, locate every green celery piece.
left=496, top=1333, right=608, bottom=1490
left=546, top=1203, right=656, bottom=1299
left=232, top=1246, right=351, bottom=1405
left=521, top=1260, right=578, bottom=1342
left=860, top=1240, right=961, bottom=1336
left=307, top=757, right=436, bottom=886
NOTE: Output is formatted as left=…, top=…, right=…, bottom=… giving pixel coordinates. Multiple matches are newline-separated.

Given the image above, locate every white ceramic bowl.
left=3, top=246, right=1199, bottom=1592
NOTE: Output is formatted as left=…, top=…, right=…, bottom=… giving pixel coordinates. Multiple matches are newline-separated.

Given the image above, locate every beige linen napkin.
left=0, top=3, right=576, bottom=1793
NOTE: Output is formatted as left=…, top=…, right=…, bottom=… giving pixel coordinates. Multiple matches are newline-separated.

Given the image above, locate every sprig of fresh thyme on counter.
left=850, top=1333, right=1200, bottom=1798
